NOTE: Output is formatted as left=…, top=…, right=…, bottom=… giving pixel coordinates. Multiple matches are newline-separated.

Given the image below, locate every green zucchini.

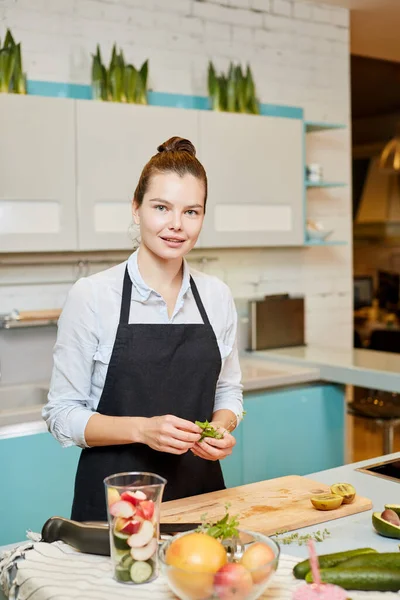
left=293, top=548, right=377, bottom=579
left=306, top=567, right=400, bottom=591
left=340, top=553, right=400, bottom=570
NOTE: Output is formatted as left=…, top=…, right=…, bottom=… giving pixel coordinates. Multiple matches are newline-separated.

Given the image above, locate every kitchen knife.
left=41, top=516, right=200, bottom=556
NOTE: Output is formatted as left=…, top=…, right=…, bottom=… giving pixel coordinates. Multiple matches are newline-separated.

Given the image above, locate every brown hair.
left=133, top=136, right=208, bottom=212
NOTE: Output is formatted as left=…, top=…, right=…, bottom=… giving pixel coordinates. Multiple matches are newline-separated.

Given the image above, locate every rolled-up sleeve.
left=213, top=289, right=244, bottom=425
left=42, top=277, right=99, bottom=448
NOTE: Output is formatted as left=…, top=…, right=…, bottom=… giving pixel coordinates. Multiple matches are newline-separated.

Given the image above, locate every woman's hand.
left=191, top=423, right=236, bottom=461
left=138, top=415, right=202, bottom=455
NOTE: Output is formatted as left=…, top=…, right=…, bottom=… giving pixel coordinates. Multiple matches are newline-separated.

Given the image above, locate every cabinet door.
left=76, top=102, right=200, bottom=250
left=198, top=112, right=304, bottom=248
left=242, top=384, right=345, bottom=485
left=0, top=95, right=77, bottom=252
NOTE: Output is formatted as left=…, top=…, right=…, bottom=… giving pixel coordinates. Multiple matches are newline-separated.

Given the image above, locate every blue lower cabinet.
left=222, top=383, right=345, bottom=488
left=1, top=433, right=80, bottom=546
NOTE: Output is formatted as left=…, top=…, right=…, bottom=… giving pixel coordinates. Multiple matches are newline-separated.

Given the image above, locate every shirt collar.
left=127, top=249, right=191, bottom=302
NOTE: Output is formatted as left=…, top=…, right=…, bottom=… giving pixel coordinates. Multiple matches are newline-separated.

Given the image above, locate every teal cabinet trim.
left=305, top=240, right=347, bottom=246
left=305, top=121, right=346, bottom=132
left=1, top=433, right=80, bottom=546
left=27, top=80, right=92, bottom=99
left=306, top=181, right=347, bottom=188
left=26, top=80, right=303, bottom=119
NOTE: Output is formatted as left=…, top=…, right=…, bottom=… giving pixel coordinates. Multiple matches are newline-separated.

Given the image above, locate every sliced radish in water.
left=138, top=500, right=154, bottom=520
left=128, top=520, right=154, bottom=548
left=120, top=518, right=142, bottom=535
left=121, top=490, right=147, bottom=506
left=130, top=537, right=157, bottom=561
left=109, top=500, right=135, bottom=518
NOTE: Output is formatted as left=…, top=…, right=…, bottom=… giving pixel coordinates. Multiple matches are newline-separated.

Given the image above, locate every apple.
left=128, top=519, right=154, bottom=548
left=214, top=563, right=253, bottom=600
left=130, top=537, right=157, bottom=561
left=121, top=490, right=147, bottom=505
left=138, top=500, right=155, bottom=520
left=240, top=542, right=275, bottom=584
left=107, top=487, right=121, bottom=507
left=109, top=500, right=135, bottom=519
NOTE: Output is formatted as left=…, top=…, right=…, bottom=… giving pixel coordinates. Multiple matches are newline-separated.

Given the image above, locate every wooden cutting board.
left=161, top=475, right=372, bottom=535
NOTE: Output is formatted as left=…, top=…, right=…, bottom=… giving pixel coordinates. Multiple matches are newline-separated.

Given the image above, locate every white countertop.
left=253, top=345, right=400, bottom=393
left=239, top=357, right=319, bottom=392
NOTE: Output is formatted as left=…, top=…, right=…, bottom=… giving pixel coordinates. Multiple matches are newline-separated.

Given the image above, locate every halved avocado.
left=385, top=504, right=400, bottom=518
left=372, top=511, right=400, bottom=539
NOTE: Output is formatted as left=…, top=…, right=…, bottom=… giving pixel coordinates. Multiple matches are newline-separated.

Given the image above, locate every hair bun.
left=157, top=136, right=196, bottom=157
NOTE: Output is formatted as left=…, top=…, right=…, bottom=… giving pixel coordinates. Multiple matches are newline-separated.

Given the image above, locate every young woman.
left=43, top=136, right=243, bottom=522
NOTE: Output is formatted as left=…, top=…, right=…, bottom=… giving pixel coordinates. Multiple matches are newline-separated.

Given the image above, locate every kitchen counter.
left=1, top=452, right=399, bottom=600
left=253, top=345, right=400, bottom=393
left=239, top=358, right=319, bottom=392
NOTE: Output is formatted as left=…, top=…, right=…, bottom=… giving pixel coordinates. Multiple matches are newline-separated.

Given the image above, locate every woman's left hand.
left=191, top=423, right=236, bottom=461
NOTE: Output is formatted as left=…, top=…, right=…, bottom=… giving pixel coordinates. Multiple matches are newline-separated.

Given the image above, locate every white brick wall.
left=1, top=0, right=352, bottom=353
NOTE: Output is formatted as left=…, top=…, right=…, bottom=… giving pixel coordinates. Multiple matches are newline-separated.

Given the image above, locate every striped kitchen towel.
left=1, top=540, right=399, bottom=600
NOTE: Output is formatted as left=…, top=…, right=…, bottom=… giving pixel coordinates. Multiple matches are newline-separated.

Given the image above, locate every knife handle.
left=41, top=516, right=110, bottom=555
left=41, top=516, right=200, bottom=556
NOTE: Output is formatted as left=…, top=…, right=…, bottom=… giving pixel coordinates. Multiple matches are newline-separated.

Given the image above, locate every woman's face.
left=133, top=171, right=205, bottom=260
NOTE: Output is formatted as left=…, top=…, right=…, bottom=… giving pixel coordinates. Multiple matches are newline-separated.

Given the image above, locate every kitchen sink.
left=0, top=383, right=48, bottom=427
left=356, top=457, right=400, bottom=483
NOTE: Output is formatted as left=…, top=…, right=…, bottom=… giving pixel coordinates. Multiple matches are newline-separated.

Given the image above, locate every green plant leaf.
left=109, top=43, right=118, bottom=70
left=0, top=47, right=16, bottom=93
left=207, top=61, right=218, bottom=99
left=109, top=62, right=124, bottom=102
left=101, top=64, right=109, bottom=101
left=135, top=59, right=148, bottom=104
left=13, top=43, right=26, bottom=94
left=124, top=64, right=137, bottom=103
left=4, top=28, right=15, bottom=48
left=227, top=63, right=236, bottom=112
left=91, top=54, right=103, bottom=100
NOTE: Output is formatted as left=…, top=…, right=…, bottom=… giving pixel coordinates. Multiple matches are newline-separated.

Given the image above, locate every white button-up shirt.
left=43, top=250, right=243, bottom=449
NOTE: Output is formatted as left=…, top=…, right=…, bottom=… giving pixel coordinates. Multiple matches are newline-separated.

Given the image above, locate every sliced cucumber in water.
left=113, top=531, right=130, bottom=550
left=130, top=560, right=153, bottom=583
left=120, top=554, right=134, bottom=570
left=115, top=565, right=131, bottom=582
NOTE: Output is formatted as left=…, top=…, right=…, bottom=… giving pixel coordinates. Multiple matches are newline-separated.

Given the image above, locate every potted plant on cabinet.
left=208, top=61, right=259, bottom=114
left=91, top=44, right=148, bottom=104
left=0, top=29, right=27, bottom=94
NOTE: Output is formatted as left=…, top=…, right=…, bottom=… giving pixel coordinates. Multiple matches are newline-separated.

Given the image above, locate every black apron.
left=71, top=265, right=225, bottom=522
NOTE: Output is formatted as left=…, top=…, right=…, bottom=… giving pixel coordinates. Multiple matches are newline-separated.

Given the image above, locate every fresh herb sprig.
left=195, top=420, right=224, bottom=441
left=271, top=528, right=331, bottom=546
left=197, top=503, right=240, bottom=540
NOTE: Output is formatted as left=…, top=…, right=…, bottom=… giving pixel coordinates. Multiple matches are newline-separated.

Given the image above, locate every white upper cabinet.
left=197, top=111, right=304, bottom=248
left=75, top=101, right=200, bottom=250
left=0, top=95, right=77, bottom=252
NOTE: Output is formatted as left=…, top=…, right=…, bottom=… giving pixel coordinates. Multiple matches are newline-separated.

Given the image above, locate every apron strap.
left=119, top=265, right=132, bottom=324
left=190, top=276, right=211, bottom=326
left=120, top=266, right=212, bottom=326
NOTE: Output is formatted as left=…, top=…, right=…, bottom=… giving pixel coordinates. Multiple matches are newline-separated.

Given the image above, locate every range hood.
left=354, top=156, right=400, bottom=241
